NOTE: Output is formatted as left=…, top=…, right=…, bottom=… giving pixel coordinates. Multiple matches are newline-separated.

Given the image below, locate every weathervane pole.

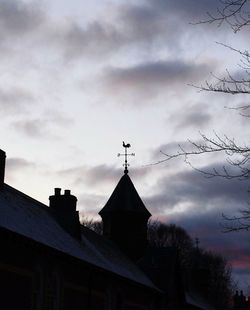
left=117, top=142, right=135, bottom=174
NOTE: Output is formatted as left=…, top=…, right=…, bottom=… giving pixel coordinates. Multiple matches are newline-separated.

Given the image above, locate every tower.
left=99, top=143, right=151, bottom=260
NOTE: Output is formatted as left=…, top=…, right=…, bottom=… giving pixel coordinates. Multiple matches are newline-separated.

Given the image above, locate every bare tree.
left=194, top=0, right=250, bottom=94
left=222, top=204, right=250, bottom=231
left=197, top=0, right=250, bottom=33
left=80, top=216, right=103, bottom=234
left=193, top=44, right=250, bottom=95
left=159, top=1, right=250, bottom=231
left=158, top=132, right=250, bottom=180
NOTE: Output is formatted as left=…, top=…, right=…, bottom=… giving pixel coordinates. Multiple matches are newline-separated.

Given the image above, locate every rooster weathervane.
left=118, top=142, right=135, bottom=174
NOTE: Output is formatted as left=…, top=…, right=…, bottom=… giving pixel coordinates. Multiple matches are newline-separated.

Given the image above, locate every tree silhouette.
left=147, top=221, right=233, bottom=309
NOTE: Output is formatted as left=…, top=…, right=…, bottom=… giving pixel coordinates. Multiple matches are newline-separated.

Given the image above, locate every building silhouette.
left=233, top=291, right=250, bottom=310
left=0, top=149, right=215, bottom=309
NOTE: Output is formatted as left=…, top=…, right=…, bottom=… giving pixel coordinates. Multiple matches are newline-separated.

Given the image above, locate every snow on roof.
left=0, top=184, right=157, bottom=290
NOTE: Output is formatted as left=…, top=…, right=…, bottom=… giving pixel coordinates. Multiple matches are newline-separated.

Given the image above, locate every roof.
left=185, top=292, right=215, bottom=310
left=0, top=183, right=157, bottom=290
left=81, top=225, right=160, bottom=291
left=99, top=174, right=151, bottom=217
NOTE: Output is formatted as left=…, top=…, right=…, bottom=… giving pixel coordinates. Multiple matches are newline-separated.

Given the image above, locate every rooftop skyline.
left=1, top=0, right=250, bottom=291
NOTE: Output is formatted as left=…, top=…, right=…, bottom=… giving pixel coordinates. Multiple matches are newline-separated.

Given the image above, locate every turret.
left=99, top=173, right=151, bottom=260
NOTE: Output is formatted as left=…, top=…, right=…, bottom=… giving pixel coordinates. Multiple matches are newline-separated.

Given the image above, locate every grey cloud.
left=0, top=87, right=34, bottom=114
left=0, top=0, right=222, bottom=64
left=0, top=0, right=44, bottom=37
left=102, top=60, right=210, bottom=101
left=151, top=141, right=201, bottom=162
left=172, top=103, right=212, bottom=129
left=117, top=1, right=227, bottom=48
left=12, top=112, right=73, bottom=138
left=146, top=0, right=227, bottom=22
left=117, top=4, right=182, bottom=46
left=5, top=157, right=36, bottom=182
left=144, top=162, right=248, bottom=214
left=56, top=21, right=124, bottom=61
left=13, top=119, right=47, bottom=138
left=57, top=4, right=183, bottom=61
left=7, top=157, right=35, bottom=170
left=77, top=192, right=106, bottom=218
left=105, top=60, right=208, bottom=85
left=152, top=143, right=180, bottom=160
left=58, top=0, right=228, bottom=62
left=58, top=164, right=151, bottom=188
left=0, top=0, right=230, bottom=64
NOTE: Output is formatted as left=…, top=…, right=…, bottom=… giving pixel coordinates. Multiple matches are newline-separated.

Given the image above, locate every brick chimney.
left=0, top=149, right=6, bottom=187
left=49, top=188, right=81, bottom=240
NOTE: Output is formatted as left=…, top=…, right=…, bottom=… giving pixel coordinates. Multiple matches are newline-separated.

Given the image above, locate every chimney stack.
left=0, top=149, right=6, bottom=187
left=49, top=188, right=81, bottom=240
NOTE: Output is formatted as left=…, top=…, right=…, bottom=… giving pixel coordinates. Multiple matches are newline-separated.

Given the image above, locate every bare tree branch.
left=193, top=0, right=250, bottom=33
left=190, top=44, right=250, bottom=95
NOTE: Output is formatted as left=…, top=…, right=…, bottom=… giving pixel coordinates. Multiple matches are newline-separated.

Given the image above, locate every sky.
left=1, top=0, right=250, bottom=291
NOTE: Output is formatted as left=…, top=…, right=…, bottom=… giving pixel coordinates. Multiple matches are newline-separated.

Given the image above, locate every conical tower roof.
left=99, top=174, right=151, bottom=217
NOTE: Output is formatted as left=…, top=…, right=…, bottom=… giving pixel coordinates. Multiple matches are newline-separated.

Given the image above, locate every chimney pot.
left=49, top=188, right=80, bottom=240
left=54, top=188, right=61, bottom=196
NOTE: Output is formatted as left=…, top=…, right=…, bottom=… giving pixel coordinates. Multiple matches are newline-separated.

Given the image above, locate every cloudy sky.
left=1, top=0, right=250, bottom=290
